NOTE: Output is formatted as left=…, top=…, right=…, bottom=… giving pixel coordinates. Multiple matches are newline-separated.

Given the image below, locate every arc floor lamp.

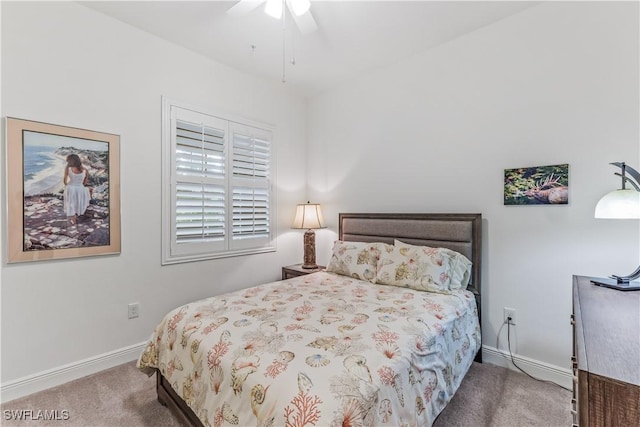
left=592, top=162, right=640, bottom=291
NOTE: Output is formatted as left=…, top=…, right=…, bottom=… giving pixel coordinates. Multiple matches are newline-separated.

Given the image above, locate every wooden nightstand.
left=282, top=264, right=325, bottom=280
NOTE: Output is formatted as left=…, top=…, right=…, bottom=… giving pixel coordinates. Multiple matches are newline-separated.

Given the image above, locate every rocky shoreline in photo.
left=24, top=196, right=110, bottom=250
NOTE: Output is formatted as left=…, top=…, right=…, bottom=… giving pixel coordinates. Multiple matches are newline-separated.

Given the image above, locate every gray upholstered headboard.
left=338, top=212, right=482, bottom=309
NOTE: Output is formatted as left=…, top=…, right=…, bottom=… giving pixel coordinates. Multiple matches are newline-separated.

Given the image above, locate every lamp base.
left=302, top=229, right=317, bottom=270
left=591, top=277, right=640, bottom=291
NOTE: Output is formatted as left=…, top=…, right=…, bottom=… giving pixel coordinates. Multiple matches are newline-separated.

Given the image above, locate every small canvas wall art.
left=504, top=164, right=569, bottom=205
left=6, top=118, right=120, bottom=262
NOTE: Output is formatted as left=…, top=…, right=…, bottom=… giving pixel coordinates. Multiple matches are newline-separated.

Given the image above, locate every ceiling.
left=80, top=1, right=537, bottom=97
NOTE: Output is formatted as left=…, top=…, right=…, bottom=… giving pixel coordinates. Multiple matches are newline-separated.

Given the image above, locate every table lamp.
left=592, top=162, right=640, bottom=291
left=291, top=202, right=325, bottom=269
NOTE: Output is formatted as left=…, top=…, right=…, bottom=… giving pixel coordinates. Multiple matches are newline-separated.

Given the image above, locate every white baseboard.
left=1, top=341, right=147, bottom=403
left=482, top=345, right=572, bottom=390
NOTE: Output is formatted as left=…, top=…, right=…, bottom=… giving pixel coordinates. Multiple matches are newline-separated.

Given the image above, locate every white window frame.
left=161, top=97, right=276, bottom=265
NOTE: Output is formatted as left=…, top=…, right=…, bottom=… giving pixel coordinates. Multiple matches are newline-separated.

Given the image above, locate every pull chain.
left=282, top=0, right=286, bottom=83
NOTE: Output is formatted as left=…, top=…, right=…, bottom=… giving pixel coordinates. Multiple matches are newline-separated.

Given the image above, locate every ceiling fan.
left=227, top=0, right=318, bottom=35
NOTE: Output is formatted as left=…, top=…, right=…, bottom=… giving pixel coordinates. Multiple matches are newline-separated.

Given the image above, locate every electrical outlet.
left=503, top=307, right=516, bottom=325
left=128, top=302, right=140, bottom=319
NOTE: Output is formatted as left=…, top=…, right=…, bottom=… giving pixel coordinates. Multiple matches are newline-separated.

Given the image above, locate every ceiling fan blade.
left=227, top=0, right=264, bottom=17
left=289, top=7, right=318, bottom=35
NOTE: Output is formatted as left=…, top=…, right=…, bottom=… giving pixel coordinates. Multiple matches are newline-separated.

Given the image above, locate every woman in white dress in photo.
left=63, top=153, right=91, bottom=225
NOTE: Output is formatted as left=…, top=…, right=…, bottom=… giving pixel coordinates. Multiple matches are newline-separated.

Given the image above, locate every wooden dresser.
left=571, top=275, right=640, bottom=426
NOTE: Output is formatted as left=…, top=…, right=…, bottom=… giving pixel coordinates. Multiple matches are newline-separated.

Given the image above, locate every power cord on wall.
left=501, top=316, right=572, bottom=392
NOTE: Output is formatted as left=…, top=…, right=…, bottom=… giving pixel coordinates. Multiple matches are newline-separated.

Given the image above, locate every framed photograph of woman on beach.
left=6, top=117, right=120, bottom=262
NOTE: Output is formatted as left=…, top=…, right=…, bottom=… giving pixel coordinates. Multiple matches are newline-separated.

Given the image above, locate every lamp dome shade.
left=595, top=189, right=640, bottom=219
left=292, top=203, right=325, bottom=229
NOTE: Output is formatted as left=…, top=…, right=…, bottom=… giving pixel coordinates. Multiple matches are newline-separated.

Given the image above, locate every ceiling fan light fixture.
left=228, top=0, right=317, bottom=34
left=264, top=0, right=283, bottom=19
left=291, top=0, right=310, bottom=16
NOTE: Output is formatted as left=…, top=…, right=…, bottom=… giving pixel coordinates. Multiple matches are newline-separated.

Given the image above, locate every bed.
left=138, top=212, right=482, bottom=427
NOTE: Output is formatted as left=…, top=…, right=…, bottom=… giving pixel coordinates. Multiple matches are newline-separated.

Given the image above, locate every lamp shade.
left=292, top=203, right=325, bottom=229
left=595, top=189, right=640, bottom=219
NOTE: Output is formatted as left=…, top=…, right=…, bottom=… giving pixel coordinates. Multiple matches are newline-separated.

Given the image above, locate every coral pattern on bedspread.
left=137, top=272, right=480, bottom=427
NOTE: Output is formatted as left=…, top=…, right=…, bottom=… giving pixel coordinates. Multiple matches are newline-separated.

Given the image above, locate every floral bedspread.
left=137, top=271, right=480, bottom=427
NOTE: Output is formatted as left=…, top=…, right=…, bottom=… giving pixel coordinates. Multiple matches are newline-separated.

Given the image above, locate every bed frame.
left=155, top=212, right=483, bottom=425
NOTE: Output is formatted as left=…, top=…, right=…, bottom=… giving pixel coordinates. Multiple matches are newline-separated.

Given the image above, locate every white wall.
left=1, top=1, right=306, bottom=388
left=307, top=1, right=639, bottom=373
left=2, top=0, right=639, bottom=399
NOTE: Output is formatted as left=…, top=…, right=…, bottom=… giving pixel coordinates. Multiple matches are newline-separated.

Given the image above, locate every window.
left=162, top=99, right=275, bottom=264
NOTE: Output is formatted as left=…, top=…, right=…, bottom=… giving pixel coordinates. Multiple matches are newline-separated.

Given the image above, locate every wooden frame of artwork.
left=5, top=117, right=121, bottom=262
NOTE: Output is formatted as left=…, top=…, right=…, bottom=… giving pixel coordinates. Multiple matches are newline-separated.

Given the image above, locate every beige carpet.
left=1, top=361, right=571, bottom=426
left=433, top=362, right=571, bottom=427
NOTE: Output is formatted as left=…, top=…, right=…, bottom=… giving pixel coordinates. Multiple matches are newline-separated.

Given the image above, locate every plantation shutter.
left=230, top=123, right=272, bottom=249
left=162, top=100, right=276, bottom=264
left=171, top=108, right=228, bottom=256
left=162, top=98, right=275, bottom=264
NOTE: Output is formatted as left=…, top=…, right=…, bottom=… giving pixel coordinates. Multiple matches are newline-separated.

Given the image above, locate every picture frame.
left=504, top=163, right=569, bottom=205
left=6, top=117, right=121, bottom=262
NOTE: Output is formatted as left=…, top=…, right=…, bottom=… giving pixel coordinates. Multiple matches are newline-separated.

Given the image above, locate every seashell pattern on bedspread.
left=137, top=271, right=481, bottom=427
